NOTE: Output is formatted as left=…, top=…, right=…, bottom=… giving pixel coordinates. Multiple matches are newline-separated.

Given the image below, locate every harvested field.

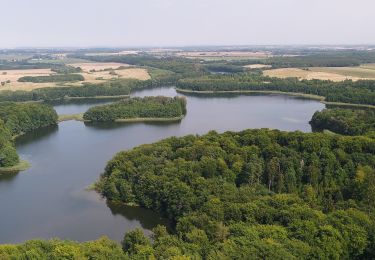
left=263, top=67, right=375, bottom=82
left=76, top=68, right=150, bottom=84
left=309, top=66, right=375, bottom=79
left=115, top=68, right=150, bottom=80
left=0, top=63, right=150, bottom=92
left=0, top=69, right=56, bottom=91
left=244, top=64, right=272, bottom=69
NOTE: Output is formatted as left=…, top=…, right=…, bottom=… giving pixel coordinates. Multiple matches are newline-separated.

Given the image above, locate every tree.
left=122, top=229, right=150, bottom=255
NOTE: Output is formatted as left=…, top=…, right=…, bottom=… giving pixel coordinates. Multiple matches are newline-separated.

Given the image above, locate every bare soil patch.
left=244, top=64, right=272, bottom=69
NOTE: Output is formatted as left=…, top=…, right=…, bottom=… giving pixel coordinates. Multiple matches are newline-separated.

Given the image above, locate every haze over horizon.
left=1, top=0, right=374, bottom=48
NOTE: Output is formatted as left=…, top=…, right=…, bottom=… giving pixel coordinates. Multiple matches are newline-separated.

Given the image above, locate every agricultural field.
left=0, top=69, right=56, bottom=91
left=0, top=62, right=151, bottom=91
left=244, top=64, right=272, bottom=69
left=175, top=51, right=272, bottom=60
left=69, top=62, right=150, bottom=84
left=263, top=65, right=375, bottom=81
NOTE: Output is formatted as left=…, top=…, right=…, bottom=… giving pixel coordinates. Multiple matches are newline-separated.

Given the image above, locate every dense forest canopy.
left=310, top=108, right=375, bottom=136
left=83, top=96, right=187, bottom=122
left=176, top=74, right=375, bottom=106
left=266, top=51, right=375, bottom=68
left=94, top=129, right=375, bottom=259
left=0, top=102, right=57, bottom=167
left=0, top=119, right=18, bottom=167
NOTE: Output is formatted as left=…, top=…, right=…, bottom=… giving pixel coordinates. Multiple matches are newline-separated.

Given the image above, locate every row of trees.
left=310, top=108, right=375, bottom=136
left=93, top=129, right=375, bottom=258
left=0, top=102, right=57, bottom=167
left=18, top=73, right=84, bottom=83
left=83, top=96, right=187, bottom=122
left=177, top=74, right=375, bottom=105
left=0, top=119, right=18, bottom=167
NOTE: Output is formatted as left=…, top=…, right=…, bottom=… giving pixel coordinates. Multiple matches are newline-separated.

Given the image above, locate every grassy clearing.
left=0, top=160, right=30, bottom=173
left=147, top=67, right=175, bottom=80
left=244, top=64, right=272, bottom=69
left=58, top=113, right=84, bottom=122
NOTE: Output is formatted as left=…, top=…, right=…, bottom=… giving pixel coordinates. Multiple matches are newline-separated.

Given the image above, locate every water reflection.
left=15, top=125, right=58, bottom=146
left=107, top=201, right=171, bottom=232
left=0, top=87, right=325, bottom=243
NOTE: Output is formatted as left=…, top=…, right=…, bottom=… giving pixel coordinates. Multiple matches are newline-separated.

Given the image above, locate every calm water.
left=0, top=87, right=324, bottom=243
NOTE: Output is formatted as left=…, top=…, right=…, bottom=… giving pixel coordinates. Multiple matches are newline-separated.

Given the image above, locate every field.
left=263, top=65, right=375, bottom=81
left=0, top=62, right=151, bottom=91
left=175, top=51, right=272, bottom=60
left=244, top=64, right=272, bottom=69
left=69, top=62, right=151, bottom=83
left=0, top=69, right=56, bottom=91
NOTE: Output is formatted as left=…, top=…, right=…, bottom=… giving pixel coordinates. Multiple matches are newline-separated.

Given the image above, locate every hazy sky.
left=1, top=0, right=374, bottom=47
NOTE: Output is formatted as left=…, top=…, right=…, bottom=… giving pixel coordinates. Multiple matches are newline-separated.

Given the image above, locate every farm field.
left=263, top=66, right=375, bottom=81
left=69, top=62, right=150, bottom=83
left=0, top=69, right=56, bottom=91
left=244, top=64, right=272, bottom=69
left=175, top=51, right=272, bottom=60
left=0, top=62, right=151, bottom=91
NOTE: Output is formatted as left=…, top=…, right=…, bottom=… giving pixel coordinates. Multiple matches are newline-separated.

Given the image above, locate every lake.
left=0, top=87, right=324, bottom=243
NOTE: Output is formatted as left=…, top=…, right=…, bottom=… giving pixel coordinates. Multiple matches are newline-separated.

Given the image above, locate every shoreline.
left=114, top=116, right=184, bottom=123
left=175, top=88, right=375, bottom=109
left=0, top=160, right=30, bottom=174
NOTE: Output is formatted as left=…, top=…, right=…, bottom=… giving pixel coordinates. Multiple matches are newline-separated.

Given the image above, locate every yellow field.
left=69, top=62, right=150, bottom=83
left=0, top=63, right=150, bottom=91
left=309, top=66, right=375, bottom=79
left=263, top=66, right=375, bottom=82
left=244, top=64, right=272, bottom=69
left=0, top=69, right=56, bottom=91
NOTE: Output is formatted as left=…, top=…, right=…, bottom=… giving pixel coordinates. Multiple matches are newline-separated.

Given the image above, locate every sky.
left=1, top=0, right=374, bottom=48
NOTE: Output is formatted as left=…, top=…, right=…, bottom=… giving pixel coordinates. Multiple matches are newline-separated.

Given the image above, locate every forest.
left=0, top=102, right=57, bottom=167
left=176, top=74, right=375, bottom=106
left=243, top=50, right=375, bottom=68
left=92, top=129, right=375, bottom=259
left=83, top=96, right=187, bottom=122
left=310, top=108, right=375, bottom=136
